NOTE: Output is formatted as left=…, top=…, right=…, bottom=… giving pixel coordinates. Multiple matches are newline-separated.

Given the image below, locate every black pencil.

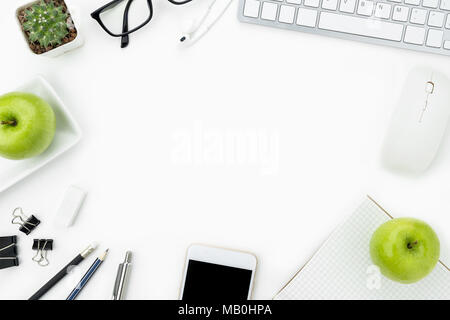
left=29, top=244, right=96, bottom=300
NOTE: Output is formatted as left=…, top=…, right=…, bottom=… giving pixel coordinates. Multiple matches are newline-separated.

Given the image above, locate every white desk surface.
left=0, top=0, right=449, bottom=300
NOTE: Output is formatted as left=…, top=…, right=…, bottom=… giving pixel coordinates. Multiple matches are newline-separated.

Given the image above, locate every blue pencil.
left=66, top=249, right=109, bottom=300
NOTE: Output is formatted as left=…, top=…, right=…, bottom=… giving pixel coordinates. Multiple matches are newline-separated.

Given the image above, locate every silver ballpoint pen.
left=112, top=251, right=132, bottom=300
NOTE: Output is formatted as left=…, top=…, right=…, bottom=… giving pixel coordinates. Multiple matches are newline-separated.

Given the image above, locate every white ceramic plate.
left=0, top=76, right=82, bottom=193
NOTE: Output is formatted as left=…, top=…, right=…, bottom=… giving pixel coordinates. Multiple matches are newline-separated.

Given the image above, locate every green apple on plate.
left=0, top=92, right=56, bottom=160
left=370, top=218, right=440, bottom=284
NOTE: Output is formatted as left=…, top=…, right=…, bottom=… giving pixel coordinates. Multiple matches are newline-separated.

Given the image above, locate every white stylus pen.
left=180, top=0, right=235, bottom=45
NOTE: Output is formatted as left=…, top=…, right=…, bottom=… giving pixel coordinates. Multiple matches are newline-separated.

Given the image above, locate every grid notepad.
left=275, top=197, right=450, bottom=300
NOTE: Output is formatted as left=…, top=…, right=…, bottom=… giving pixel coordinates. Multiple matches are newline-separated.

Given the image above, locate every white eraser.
left=56, top=185, right=87, bottom=228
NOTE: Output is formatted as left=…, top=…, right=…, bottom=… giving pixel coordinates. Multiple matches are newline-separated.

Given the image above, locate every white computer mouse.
left=382, top=67, right=450, bottom=173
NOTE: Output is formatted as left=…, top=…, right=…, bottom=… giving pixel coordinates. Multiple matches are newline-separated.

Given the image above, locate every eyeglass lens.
left=99, top=0, right=152, bottom=35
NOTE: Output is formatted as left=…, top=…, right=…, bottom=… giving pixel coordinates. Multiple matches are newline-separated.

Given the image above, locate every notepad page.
left=275, top=197, right=450, bottom=300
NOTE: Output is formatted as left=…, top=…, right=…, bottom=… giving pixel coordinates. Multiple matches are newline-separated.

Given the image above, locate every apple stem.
left=407, top=240, right=418, bottom=249
left=0, top=120, right=16, bottom=126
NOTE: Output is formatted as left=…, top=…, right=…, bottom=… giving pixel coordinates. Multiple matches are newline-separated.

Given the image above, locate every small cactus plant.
left=22, top=0, right=69, bottom=48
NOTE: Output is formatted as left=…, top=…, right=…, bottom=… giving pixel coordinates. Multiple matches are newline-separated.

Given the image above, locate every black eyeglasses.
left=91, top=0, right=193, bottom=48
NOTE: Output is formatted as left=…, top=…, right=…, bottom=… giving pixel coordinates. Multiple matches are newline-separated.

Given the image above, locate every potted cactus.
left=16, top=0, right=83, bottom=57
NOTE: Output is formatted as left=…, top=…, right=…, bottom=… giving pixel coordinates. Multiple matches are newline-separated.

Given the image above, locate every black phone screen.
left=182, top=260, right=253, bottom=301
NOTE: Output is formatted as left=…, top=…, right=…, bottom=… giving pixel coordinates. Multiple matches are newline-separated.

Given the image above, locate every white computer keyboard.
left=238, top=0, right=450, bottom=56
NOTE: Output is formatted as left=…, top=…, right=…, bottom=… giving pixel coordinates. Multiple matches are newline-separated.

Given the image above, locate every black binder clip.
left=0, top=236, right=19, bottom=270
left=32, top=239, right=53, bottom=267
left=11, top=207, right=40, bottom=235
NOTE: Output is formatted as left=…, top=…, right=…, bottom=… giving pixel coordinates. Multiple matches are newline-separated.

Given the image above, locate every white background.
left=0, top=0, right=449, bottom=300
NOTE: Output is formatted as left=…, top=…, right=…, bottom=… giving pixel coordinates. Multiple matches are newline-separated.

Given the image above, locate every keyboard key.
left=444, top=40, right=450, bottom=49
left=297, top=8, right=318, bottom=26
left=323, top=0, right=339, bottom=10
left=244, top=0, right=261, bottom=17
left=357, top=0, right=375, bottom=16
left=410, top=8, right=427, bottom=24
left=405, top=0, right=421, bottom=5
left=428, top=11, right=446, bottom=27
left=279, top=5, right=296, bottom=23
left=261, top=2, right=278, bottom=20
left=404, top=26, right=426, bottom=44
left=287, top=0, right=302, bottom=4
left=426, top=29, right=444, bottom=47
left=447, top=14, right=450, bottom=28
left=318, top=12, right=404, bottom=41
left=375, top=2, right=392, bottom=19
left=304, top=0, right=320, bottom=7
left=442, top=0, right=450, bottom=10
left=393, top=6, right=409, bottom=21
left=388, top=0, right=402, bottom=2
left=423, top=0, right=439, bottom=8
left=340, top=0, right=357, bottom=12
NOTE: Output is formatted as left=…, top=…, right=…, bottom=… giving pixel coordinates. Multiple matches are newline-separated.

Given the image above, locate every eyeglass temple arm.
left=121, top=0, right=134, bottom=48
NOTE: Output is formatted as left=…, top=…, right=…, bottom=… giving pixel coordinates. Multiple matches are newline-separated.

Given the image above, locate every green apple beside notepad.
left=370, top=217, right=440, bottom=284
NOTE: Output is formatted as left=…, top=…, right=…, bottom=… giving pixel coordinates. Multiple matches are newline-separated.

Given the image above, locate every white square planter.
left=16, top=0, right=84, bottom=57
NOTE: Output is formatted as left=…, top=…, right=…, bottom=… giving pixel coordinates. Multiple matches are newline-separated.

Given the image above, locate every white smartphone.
left=179, top=244, right=257, bottom=300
